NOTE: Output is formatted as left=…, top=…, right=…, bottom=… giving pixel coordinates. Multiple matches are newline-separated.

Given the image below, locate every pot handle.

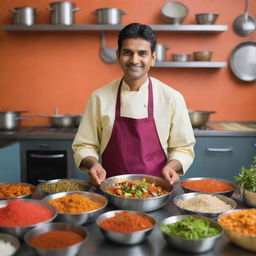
left=120, top=10, right=127, bottom=15
left=73, top=8, right=81, bottom=12
left=16, top=116, right=31, bottom=120
left=37, top=114, right=49, bottom=117
left=208, top=111, right=216, bottom=114
left=9, top=9, right=16, bottom=13
left=48, top=7, right=53, bottom=11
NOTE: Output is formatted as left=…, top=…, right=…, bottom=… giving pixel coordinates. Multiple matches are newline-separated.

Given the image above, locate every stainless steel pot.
left=0, top=111, right=30, bottom=131
left=155, top=44, right=169, bottom=62
left=189, top=110, right=216, bottom=128
left=38, top=114, right=74, bottom=128
left=92, top=8, right=127, bottom=25
left=11, top=7, right=37, bottom=25
left=49, top=1, right=80, bottom=25
left=72, top=114, right=83, bottom=127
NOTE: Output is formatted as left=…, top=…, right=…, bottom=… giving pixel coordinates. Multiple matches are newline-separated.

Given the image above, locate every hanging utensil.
left=232, top=0, right=255, bottom=37
left=99, top=32, right=117, bottom=64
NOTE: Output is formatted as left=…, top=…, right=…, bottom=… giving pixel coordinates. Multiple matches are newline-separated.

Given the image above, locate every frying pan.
left=229, top=41, right=256, bottom=82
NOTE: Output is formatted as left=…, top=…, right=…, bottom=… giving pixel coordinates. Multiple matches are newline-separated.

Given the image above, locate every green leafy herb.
left=235, top=156, right=256, bottom=192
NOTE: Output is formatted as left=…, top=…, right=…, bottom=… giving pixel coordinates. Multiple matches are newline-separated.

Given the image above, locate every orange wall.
left=0, top=0, right=256, bottom=126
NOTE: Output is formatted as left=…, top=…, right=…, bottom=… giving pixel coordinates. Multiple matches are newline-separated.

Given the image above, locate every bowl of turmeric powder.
left=42, top=191, right=108, bottom=225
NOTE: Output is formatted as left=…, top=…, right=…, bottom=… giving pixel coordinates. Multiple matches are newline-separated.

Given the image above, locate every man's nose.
left=130, top=53, right=140, bottom=63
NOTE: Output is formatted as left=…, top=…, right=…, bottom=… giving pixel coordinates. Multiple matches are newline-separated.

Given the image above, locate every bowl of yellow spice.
left=42, top=191, right=108, bottom=225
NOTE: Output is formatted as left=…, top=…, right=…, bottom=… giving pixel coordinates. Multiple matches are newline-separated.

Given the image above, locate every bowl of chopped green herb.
left=160, top=215, right=223, bottom=253
left=235, top=156, right=256, bottom=207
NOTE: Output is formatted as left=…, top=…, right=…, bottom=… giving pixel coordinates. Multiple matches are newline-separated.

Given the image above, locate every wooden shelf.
left=153, top=61, right=227, bottom=68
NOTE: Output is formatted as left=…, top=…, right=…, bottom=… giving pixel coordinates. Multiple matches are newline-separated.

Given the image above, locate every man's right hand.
left=89, top=163, right=107, bottom=185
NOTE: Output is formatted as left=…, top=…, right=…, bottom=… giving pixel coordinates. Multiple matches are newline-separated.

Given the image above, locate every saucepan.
left=188, top=110, right=216, bottom=128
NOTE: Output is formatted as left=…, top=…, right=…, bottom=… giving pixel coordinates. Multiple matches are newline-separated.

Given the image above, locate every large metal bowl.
left=0, top=182, right=36, bottom=200
left=188, top=110, right=215, bottom=128
left=0, top=232, right=20, bottom=255
left=218, top=209, right=256, bottom=252
left=240, top=188, right=256, bottom=207
left=173, top=192, right=237, bottom=219
left=42, top=191, right=108, bottom=225
left=24, top=222, right=88, bottom=256
left=100, top=174, right=173, bottom=212
left=180, top=177, right=236, bottom=197
left=96, top=210, right=156, bottom=245
left=0, top=199, right=57, bottom=239
left=160, top=215, right=223, bottom=253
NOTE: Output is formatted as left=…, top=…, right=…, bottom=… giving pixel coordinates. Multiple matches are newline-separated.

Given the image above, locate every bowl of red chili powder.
left=24, top=222, right=87, bottom=256
left=180, top=177, right=236, bottom=197
left=0, top=199, right=57, bottom=239
left=96, top=210, right=156, bottom=245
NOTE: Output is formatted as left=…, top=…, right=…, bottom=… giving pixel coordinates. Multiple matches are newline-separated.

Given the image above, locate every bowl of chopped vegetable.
left=180, top=177, right=236, bottom=197
left=42, top=191, right=108, bottom=225
left=36, top=178, right=90, bottom=198
left=173, top=192, right=237, bottom=219
left=160, top=215, right=223, bottom=253
left=100, top=174, right=173, bottom=212
left=0, top=232, right=20, bottom=256
left=218, top=209, right=256, bottom=252
left=96, top=210, right=156, bottom=245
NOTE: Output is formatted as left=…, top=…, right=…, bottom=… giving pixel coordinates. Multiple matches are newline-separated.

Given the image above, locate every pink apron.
left=102, top=77, right=167, bottom=177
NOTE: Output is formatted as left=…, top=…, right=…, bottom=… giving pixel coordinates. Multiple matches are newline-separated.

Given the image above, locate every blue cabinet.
left=184, top=136, right=256, bottom=182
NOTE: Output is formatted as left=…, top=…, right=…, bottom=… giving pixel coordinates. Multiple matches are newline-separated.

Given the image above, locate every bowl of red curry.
left=100, top=174, right=173, bottom=212
left=180, top=177, right=236, bottom=197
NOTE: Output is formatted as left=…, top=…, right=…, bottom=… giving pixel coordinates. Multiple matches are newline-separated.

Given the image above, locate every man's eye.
left=139, top=51, right=148, bottom=56
left=122, top=50, right=132, bottom=56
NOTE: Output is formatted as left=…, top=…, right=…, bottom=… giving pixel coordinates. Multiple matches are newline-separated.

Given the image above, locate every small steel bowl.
left=195, top=13, right=219, bottom=25
left=100, top=174, right=173, bottom=212
left=24, top=222, right=88, bottom=256
left=180, top=177, right=236, bottom=197
left=162, top=2, right=189, bottom=24
left=0, top=199, right=57, bottom=239
left=36, top=178, right=90, bottom=198
left=172, top=53, right=191, bottom=62
left=96, top=210, right=156, bottom=245
left=240, top=188, right=256, bottom=207
left=42, top=191, right=108, bottom=225
left=193, top=51, right=212, bottom=61
left=160, top=215, right=223, bottom=253
left=0, top=182, right=36, bottom=200
left=173, top=192, right=237, bottom=219
left=218, top=209, right=256, bottom=252
left=0, top=232, right=20, bottom=255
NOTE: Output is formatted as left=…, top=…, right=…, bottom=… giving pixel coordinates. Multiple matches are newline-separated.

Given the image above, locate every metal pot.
left=72, top=114, right=83, bottom=127
left=0, top=111, right=30, bottom=131
left=10, top=7, right=37, bottom=26
left=188, top=110, right=216, bottom=128
left=155, top=44, right=169, bottom=62
left=92, top=8, right=127, bottom=25
left=49, top=1, right=80, bottom=25
left=38, top=114, right=74, bottom=128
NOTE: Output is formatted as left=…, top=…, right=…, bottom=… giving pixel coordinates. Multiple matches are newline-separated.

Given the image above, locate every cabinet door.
left=0, top=142, right=21, bottom=182
left=183, top=137, right=256, bottom=182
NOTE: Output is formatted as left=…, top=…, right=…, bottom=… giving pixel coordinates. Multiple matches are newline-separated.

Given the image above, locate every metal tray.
left=229, top=41, right=256, bottom=82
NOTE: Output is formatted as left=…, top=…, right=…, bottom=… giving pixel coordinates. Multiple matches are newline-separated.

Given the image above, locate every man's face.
left=117, top=38, right=156, bottom=83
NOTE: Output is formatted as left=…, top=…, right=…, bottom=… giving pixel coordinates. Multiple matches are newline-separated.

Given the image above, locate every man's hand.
left=162, top=159, right=182, bottom=185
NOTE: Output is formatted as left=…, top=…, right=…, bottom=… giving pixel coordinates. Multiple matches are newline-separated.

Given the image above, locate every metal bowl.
left=160, top=215, right=223, bottom=253
left=0, top=182, right=36, bottom=200
left=195, top=13, right=219, bottom=25
left=240, top=188, right=256, bottom=207
left=72, top=114, right=83, bottom=127
left=193, top=51, right=213, bottom=61
left=96, top=210, right=156, bottom=245
left=162, top=2, right=189, bottom=24
left=218, top=209, right=256, bottom=252
left=24, top=222, right=88, bottom=256
left=36, top=178, right=90, bottom=198
left=188, top=110, right=215, bottom=128
left=0, top=232, right=20, bottom=255
left=172, top=53, right=190, bottom=62
left=100, top=174, right=173, bottom=212
left=173, top=192, right=237, bottom=219
left=180, top=177, right=236, bottom=197
left=42, top=191, right=108, bottom=225
left=0, top=199, right=57, bottom=239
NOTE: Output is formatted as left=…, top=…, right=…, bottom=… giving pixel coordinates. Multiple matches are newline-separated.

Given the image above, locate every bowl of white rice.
left=173, top=192, right=237, bottom=219
left=0, top=232, right=20, bottom=256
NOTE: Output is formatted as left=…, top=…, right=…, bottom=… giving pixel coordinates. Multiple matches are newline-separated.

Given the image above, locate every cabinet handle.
left=30, top=154, right=65, bottom=159
left=253, top=143, right=256, bottom=148
left=206, top=147, right=233, bottom=153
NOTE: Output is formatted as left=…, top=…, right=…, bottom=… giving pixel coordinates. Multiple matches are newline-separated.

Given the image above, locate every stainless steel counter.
left=15, top=185, right=255, bottom=256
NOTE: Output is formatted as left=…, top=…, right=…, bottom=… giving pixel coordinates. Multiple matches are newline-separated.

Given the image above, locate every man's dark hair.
left=117, top=23, right=157, bottom=54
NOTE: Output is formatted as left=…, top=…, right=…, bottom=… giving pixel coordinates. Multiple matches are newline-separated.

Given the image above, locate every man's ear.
left=116, top=49, right=119, bottom=59
left=151, top=52, right=156, bottom=66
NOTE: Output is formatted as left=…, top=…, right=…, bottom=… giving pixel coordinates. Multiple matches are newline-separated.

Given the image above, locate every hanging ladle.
left=99, top=32, right=117, bottom=64
left=232, top=0, right=255, bottom=37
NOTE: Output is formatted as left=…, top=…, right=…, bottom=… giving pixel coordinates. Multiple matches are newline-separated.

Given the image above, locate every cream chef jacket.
left=72, top=77, right=195, bottom=175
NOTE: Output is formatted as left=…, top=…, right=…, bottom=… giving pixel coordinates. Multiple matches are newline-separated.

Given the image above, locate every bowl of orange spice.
left=96, top=210, right=156, bottom=245
left=180, top=177, right=236, bottom=197
left=218, top=209, right=256, bottom=252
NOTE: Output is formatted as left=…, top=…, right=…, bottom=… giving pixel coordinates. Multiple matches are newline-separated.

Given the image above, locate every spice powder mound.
left=0, top=183, right=35, bottom=199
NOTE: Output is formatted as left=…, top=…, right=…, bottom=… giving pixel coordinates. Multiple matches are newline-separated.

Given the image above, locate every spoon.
left=99, top=32, right=117, bottom=64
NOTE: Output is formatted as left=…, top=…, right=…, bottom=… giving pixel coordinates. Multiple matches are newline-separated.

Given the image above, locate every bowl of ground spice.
left=180, top=177, right=236, bottom=197
left=24, top=222, right=87, bottom=256
left=100, top=174, right=172, bottom=212
left=36, top=178, right=90, bottom=197
left=218, top=209, right=256, bottom=252
left=96, top=210, right=156, bottom=245
left=0, top=199, right=57, bottom=239
left=160, top=215, right=223, bottom=253
left=0, top=182, right=36, bottom=200
left=174, top=192, right=237, bottom=219
left=42, top=191, right=108, bottom=225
